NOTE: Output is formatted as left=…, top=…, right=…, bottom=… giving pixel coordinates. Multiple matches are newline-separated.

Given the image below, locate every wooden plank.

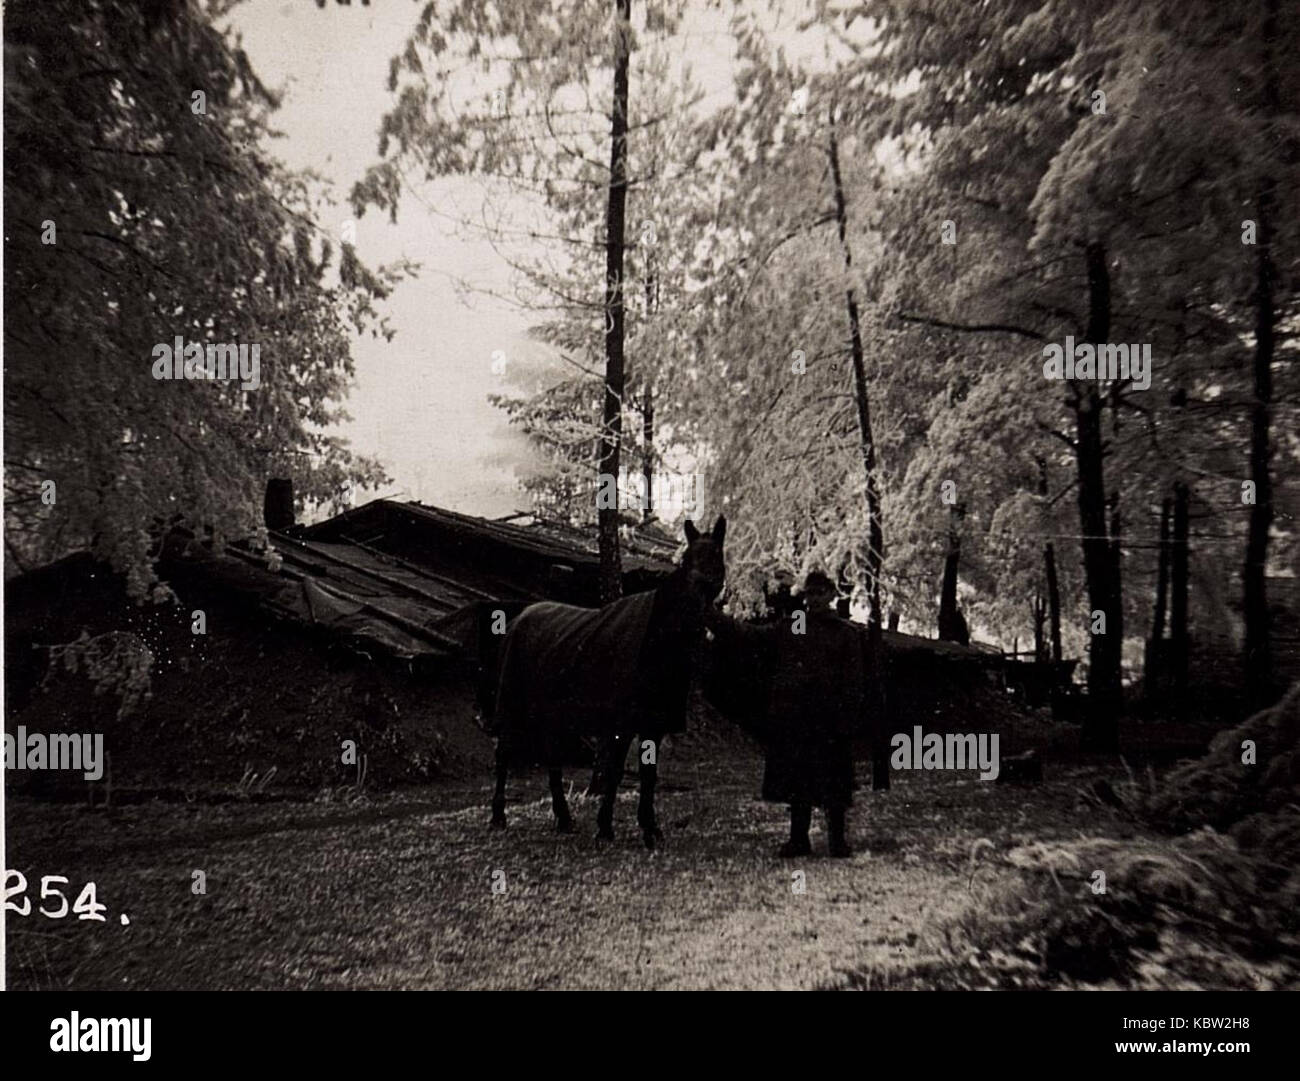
left=226, top=544, right=460, bottom=653
left=271, top=531, right=471, bottom=612
left=306, top=577, right=464, bottom=653
left=340, top=534, right=544, bottom=604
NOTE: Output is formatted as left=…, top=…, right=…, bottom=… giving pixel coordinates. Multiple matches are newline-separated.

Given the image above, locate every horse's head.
left=681, top=515, right=727, bottom=603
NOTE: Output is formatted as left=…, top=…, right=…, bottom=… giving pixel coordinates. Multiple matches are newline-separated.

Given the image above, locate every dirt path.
left=6, top=745, right=1099, bottom=990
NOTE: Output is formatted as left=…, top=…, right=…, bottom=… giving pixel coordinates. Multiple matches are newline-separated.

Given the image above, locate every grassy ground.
left=7, top=734, right=1135, bottom=991
left=9, top=561, right=1288, bottom=988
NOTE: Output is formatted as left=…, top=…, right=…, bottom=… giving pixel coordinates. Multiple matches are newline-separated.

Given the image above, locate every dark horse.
left=489, top=516, right=726, bottom=849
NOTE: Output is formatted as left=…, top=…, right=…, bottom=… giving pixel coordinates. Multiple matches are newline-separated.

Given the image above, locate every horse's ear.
left=712, top=515, right=727, bottom=543
left=683, top=519, right=700, bottom=543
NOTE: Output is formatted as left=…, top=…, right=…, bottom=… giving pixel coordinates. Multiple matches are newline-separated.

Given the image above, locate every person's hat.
left=802, top=570, right=835, bottom=595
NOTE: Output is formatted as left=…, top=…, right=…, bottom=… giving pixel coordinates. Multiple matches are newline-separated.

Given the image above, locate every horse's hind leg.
left=827, top=805, right=852, bottom=858
left=548, top=766, right=573, bottom=832
left=490, top=737, right=509, bottom=829
left=637, top=734, right=663, bottom=851
left=596, top=734, right=628, bottom=841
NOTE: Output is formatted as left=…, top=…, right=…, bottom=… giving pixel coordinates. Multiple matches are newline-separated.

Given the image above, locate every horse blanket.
left=493, top=591, right=663, bottom=748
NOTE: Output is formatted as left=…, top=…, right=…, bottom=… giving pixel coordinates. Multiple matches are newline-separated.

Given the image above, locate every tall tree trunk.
left=1031, top=594, right=1047, bottom=664
left=596, top=0, right=631, bottom=606
left=588, top=0, right=633, bottom=797
left=1075, top=242, right=1122, bottom=750
left=1244, top=0, right=1278, bottom=704
left=1146, top=494, right=1172, bottom=698
left=1035, top=457, right=1062, bottom=664
left=640, top=253, right=656, bottom=524
left=827, top=123, right=884, bottom=633
left=1243, top=203, right=1275, bottom=700
left=1109, top=490, right=1123, bottom=640
left=827, top=119, right=887, bottom=788
left=641, top=385, right=654, bottom=523
left=1151, top=496, right=1172, bottom=642
left=938, top=529, right=959, bottom=640
left=938, top=504, right=967, bottom=644
left=1171, top=480, right=1190, bottom=706
left=1045, top=543, right=1062, bottom=665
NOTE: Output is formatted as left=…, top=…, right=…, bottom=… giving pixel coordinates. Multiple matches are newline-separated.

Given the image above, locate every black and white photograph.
left=2, top=0, right=1297, bottom=1033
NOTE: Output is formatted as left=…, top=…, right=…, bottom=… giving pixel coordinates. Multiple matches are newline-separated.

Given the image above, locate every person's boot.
left=779, top=802, right=813, bottom=858
left=827, top=806, right=853, bottom=858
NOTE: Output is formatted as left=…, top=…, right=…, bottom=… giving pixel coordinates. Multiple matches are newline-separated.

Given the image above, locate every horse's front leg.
left=637, top=734, right=663, bottom=851
left=490, top=736, right=509, bottom=829
left=596, top=734, right=628, bottom=841
left=548, top=766, right=573, bottom=833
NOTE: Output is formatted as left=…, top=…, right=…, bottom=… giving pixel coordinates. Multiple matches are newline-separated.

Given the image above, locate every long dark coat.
left=708, top=609, right=867, bottom=808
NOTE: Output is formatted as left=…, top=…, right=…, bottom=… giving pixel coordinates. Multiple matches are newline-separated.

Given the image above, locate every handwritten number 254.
left=3, top=870, right=107, bottom=921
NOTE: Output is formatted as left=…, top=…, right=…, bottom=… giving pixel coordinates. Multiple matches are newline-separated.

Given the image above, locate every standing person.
left=705, top=570, right=868, bottom=857
left=763, top=571, right=862, bottom=857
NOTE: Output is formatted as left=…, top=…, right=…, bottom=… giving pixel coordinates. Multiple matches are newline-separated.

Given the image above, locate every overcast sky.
left=230, top=1, right=554, bottom=518
left=227, top=2, right=789, bottom=520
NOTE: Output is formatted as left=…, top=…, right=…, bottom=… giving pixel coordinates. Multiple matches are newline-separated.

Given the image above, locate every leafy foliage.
left=915, top=684, right=1300, bottom=989
left=851, top=0, right=1300, bottom=645
left=42, top=630, right=155, bottom=722
left=4, top=0, right=399, bottom=593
